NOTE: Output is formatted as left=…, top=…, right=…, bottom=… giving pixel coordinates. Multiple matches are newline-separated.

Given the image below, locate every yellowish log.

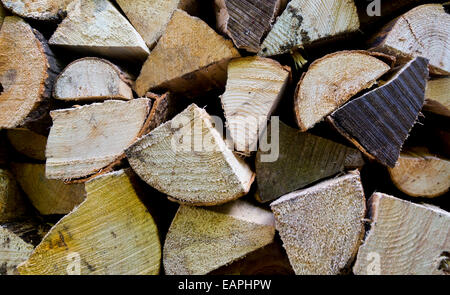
left=6, top=129, right=47, bottom=161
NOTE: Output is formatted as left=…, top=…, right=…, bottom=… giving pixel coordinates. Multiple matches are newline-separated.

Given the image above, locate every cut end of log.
left=6, top=129, right=47, bottom=161
left=294, top=50, right=391, bottom=131
left=1, top=0, right=72, bottom=21
left=18, top=170, right=161, bottom=275
left=424, top=77, right=450, bottom=117
left=163, top=200, right=275, bottom=275
left=353, top=193, right=450, bottom=275
left=0, top=225, right=34, bottom=275
left=270, top=172, right=366, bottom=275
left=126, top=103, right=255, bottom=206
left=134, top=9, right=240, bottom=97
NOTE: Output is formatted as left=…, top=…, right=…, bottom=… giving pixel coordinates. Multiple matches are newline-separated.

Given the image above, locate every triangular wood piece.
left=116, top=0, right=199, bottom=49
left=221, top=57, right=290, bottom=153
left=423, top=77, right=450, bottom=118
left=0, top=169, right=30, bottom=222
left=256, top=122, right=364, bottom=203
left=215, top=0, right=286, bottom=52
left=353, top=193, right=450, bottom=275
left=0, top=0, right=72, bottom=21
left=330, top=57, right=429, bottom=168
left=369, top=4, right=450, bottom=75
left=163, top=200, right=275, bottom=275
left=294, top=50, right=391, bottom=131
left=0, top=16, right=61, bottom=131
left=134, top=9, right=240, bottom=97
left=18, top=170, right=161, bottom=275
left=45, top=98, right=152, bottom=180
left=259, top=0, right=360, bottom=56
left=270, top=172, right=366, bottom=275
left=7, top=129, right=47, bottom=161
left=53, top=58, right=133, bottom=101
left=11, top=163, right=86, bottom=215
left=388, top=149, right=450, bottom=198
left=126, top=104, right=255, bottom=206
left=49, top=0, right=149, bottom=62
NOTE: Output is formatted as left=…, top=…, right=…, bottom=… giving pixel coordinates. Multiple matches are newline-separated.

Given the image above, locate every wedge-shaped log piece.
left=330, top=57, right=429, bottom=168
left=53, top=58, right=133, bottom=101
left=424, top=77, right=450, bottom=117
left=46, top=98, right=152, bottom=180
left=0, top=0, right=73, bottom=21
left=256, top=122, right=364, bottom=203
left=0, top=169, right=30, bottom=222
left=0, top=16, right=60, bottom=131
left=163, top=200, right=275, bottom=275
left=353, top=193, right=450, bottom=275
left=270, top=172, right=366, bottom=275
left=388, top=150, right=450, bottom=198
left=12, top=163, right=85, bottom=215
left=49, top=0, right=149, bottom=62
left=116, top=0, right=198, bottom=49
left=259, top=0, right=360, bottom=56
left=221, top=57, right=290, bottom=153
left=126, top=104, right=255, bottom=206
left=18, top=170, right=161, bottom=275
left=370, top=4, right=450, bottom=75
left=294, top=50, right=390, bottom=131
left=215, top=0, right=286, bottom=52
left=0, top=225, right=34, bottom=275
left=6, top=129, right=47, bottom=161
left=135, top=10, right=240, bottom=97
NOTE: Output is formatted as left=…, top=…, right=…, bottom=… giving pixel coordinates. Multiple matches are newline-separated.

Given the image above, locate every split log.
left=0, top=225, right=34, bottom=275
left=126, top=104, right=255, bottom=206
left=53, top=58, right=133, bottom=101
left=270, top=172, right=366, bottom=275
left=294, top=50, right=391, bottom=131
left=259, top=0, right=360, bottom=57
left=330, top=57, right=429, bottom=167
left=388, top=150, right=450, bottom=198
left=0, top=0, right=73, bottom=21
left=256, top=122, right=364, bottom=203
left=18, top=170, right=161, bottom=275
left=49, top=0, right=149, bottom=62
left=163, top=200, right=275, bottom=275
left=134, top=9, right=240, bottom=98
left=369, top=4, right=450, bottom=75
left=0, top=169, right=30, bottom=222
left=11, top=163, right=86, bottom=215
left=116, top=0, right=199, bottom=49
left=215, top=0, right=287, bottom=52
left=45, top=98, right=152, bottom=181
left=6, top=129, right=47, bottom=161
left=353, top=193, right=450, bottom=275
left=423, top=77, right=450, bottom=117
left=0, top=16, right=61, bottom=133
left=221, top=56, right=290, bottom=153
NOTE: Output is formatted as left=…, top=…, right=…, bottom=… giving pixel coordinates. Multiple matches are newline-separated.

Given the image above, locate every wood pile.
left=0, top=0, right=449, bottom=275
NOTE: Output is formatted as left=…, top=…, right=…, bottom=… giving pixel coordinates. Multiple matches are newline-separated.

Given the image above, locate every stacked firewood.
left=0, top=0, right=449, bottom=275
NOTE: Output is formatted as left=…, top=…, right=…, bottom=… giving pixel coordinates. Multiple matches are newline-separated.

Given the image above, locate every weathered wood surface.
left=18, top=170, right=161, bottom=275
left=117, top=0, right=199, bottom=49
left=49, top=0, right=149, bottom=62
left=45, top=99, right=152, bottom=181
left=369, top=4, right=450, bottom=75
left=215, top=0, right=287, bottom=52
left=330, top=57, right=429, bottom=167
left=0, top=225, right=34, bottom=275
left=388, top=150, right=450, bottom=198
left=294, top=50, right=391, bottom=131
left=221, top=56, right=290, bottom=153
left=259, top=0, right=360, bottom=56
left=423, top=77, right=450, bottom=117
left=270, top=172, right=366, bottom=275
left=126, top=104, right=255, bottom=206
left=53, top=57, right=133, bottom=101
left=163, top=200, right=275, bottom=275
left=0, top=169, right=30, bottom=222
left=0, top=16, right=60, bottom=132
left=256, top=122, right=364, bottom=203
left=134, top=9, right=240, bottom=97
left=0, top=0, right=73, bottom=21
left=353, top=193, right=450, bottom=275
left=6, top=129, right=47, bottom=161
left=11, top=163, right=86, bottom=215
